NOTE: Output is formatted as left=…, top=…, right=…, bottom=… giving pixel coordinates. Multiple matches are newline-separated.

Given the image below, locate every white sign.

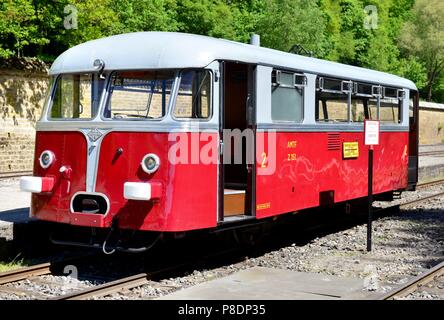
left=365, top=120, right=380, bottom=145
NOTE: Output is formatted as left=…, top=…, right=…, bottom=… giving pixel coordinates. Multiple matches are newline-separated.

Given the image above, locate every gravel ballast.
left=103, top=188, right=444, bottom=300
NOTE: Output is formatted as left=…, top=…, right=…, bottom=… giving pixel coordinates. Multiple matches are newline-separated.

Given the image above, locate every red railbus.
left=20, top=32, right=419, bottom=252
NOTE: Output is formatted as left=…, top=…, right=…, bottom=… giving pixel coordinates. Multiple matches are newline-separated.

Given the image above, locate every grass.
left=0, top=254, right=26, bottom=273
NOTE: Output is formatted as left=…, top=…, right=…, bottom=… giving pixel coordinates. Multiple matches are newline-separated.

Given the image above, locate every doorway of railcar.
left=219, top=62, right=256, bottom=221
left=408, top=90, right=419, bottom=189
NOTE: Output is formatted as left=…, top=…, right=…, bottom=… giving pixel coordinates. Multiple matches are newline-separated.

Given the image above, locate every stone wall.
left=418, top=102, right=444, bottom=145
left=0, top=67, right=49, bottom=175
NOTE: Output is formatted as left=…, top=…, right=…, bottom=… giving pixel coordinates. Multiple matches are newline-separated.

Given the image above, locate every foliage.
left=255, top=0, right=327, bottom=56
left=0, top=0, right=442, bottom=101
left=0, top=254, right=25, bottom=273
left=399, top=0, right=444, bottom=101
left=0, top=0, right=48, bottom=58
left=111, top=0, right=179, bottom=33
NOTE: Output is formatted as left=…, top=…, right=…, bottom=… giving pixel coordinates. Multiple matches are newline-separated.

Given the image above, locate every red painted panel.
left=31, top=129, right=408, bottom=232
left=255, top=131, right=409, bottom=219
left=94, top=132, right=218, bottom=231
left=32, top=131, right=218, bottom=232
left=31, top=131, right=87, bottom=223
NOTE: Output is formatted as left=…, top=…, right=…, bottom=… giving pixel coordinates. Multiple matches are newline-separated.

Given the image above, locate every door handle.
left=246, top=94, right=253, bottom=126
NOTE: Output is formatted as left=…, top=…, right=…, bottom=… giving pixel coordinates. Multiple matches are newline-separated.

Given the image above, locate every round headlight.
left=39, top=150, right=55, bottom=169
left=141, top=153, right=160, bottom=174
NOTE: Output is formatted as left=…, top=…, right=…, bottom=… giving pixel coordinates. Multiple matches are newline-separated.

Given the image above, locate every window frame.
left=270, top=68, right=306, bottom=123
left=316, top=76, right=351, bottom=122
left=171, top=68, right=214, bottom=122
left=102, top=70, right=178, bottom=122
left=316, top=76, right=405, bottom=125
left=47, top=73, right=101, bottom=121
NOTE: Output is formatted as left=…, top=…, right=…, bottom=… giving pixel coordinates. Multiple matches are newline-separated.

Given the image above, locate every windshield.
left=104, top=70, right=175, bottom=119
left=49, top=73, right=104, bottom=120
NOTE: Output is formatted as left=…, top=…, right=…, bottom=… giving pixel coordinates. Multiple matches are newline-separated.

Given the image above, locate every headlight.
left=39, top=150, right=55, bottom=169
left=141, top=153, right=160, bottom=174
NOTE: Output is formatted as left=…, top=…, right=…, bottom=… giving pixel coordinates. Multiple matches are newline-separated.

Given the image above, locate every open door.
left=408, top=90, right=419, bottom=190
left=219, top=62, right=256, bottom=222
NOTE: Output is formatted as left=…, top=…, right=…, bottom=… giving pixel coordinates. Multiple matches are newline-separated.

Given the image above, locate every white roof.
left=50, top=32, right=417, bottom=90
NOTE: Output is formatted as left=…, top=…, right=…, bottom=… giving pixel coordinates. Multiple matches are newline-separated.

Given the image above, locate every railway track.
left=0, top=171, right=32, bottom=180
left=397, top=191, right=444, bottom=208
left=0, top=254, right=101, bottom=298
left=0, top=246, right=241, bottom=300
left=0, top=262, right=52, bottom=285
left=416, top=178, right=444, bottom=189
left=381, top=261, right=444, bottom=300
left=1, top=180, right=443, bottom=300
left=52, top=188, right=444, bottom=300
left=419, top=150, right=444, bottom=157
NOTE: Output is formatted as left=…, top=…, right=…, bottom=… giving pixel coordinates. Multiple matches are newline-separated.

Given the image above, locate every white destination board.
left=365, top=120, right=380, bottom=146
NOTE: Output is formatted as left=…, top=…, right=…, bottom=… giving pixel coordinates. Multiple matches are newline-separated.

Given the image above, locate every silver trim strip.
left=256, top=123, right=409, bottom=132
left=37, top=122, right=219, bottom=132
left=79, top=129, right=107, bottom=192
left=37, top=122, right=408, bottom=133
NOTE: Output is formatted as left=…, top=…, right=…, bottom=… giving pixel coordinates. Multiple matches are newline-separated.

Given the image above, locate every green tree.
left=55, top=0, right=119, bottom=49
left=320, top=0, right=371, bottom=64
left=175, top=0, right=236, bottom=39
left=229, top=0, right=266, bottom=43
left=31, top=0, right=66, bottom=61
left=111, top=0, right=178, bottom=33
left=0, top=0, right=48, bottom=58
left=255, top=0, right=327, bottom=56
left=399, top=0, right=444, bottom=101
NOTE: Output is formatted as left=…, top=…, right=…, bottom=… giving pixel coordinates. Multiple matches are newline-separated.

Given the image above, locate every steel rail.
left=416, top=179, right=444, bottom=189
left=381, top=261, right=444, bottom=300
left=0, top=171, right=32, bottom=180
left=418, top=151, right=444, bottom=157
left=55, top=273, right=150, bottom=300
left=56, top=248, right=240, bottom=300
left=0, top=254, right=97, bottom=286
left=398, top=191, right=444, bottom=209
left=0, top=262, right=51, bottom=285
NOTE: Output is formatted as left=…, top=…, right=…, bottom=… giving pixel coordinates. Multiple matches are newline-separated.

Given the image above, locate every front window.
left=50, top=73, right=102, bottom=120
left=104, top=70, right=175, bottom=119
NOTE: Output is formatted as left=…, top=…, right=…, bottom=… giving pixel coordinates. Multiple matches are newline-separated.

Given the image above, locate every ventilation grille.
left=327, top=133, right=341, bottom=150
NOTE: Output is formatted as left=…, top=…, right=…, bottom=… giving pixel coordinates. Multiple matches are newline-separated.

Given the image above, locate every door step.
left=224, top=189, right=246, bottom=216
left=222, top=215, right=253, bottom=223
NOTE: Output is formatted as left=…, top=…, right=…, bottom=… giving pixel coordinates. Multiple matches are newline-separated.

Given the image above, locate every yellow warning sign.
left=256, top=202, right=271, bottom=210
left=343, top=142, right=359, bottom=158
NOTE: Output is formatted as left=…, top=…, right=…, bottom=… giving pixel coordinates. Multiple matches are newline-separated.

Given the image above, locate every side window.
left=174, top=70, right=211, bottom=119
left=315, top=78, right=403, bottom=124
left=351, top=99, right=365, bottom=122
left=368, top=98, right=378, bottom=120
left=271, top=70, right=305, bottom=122
left=50, top=74, right=95, bottom=120
left=380, top=87, right=402, bottom=123
left=351, top=82, right=378, bottom=122
left=316, top=77, right=350, bottom=122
